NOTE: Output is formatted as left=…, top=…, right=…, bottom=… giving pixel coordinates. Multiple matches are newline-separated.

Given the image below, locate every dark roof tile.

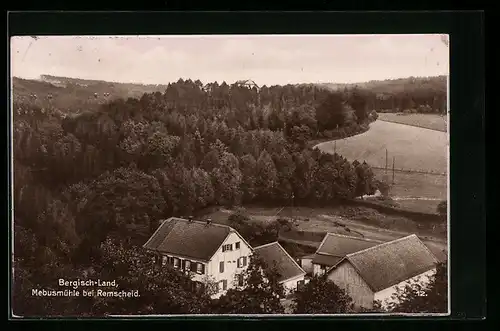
left=143, top=217, right=232, bottom=261
left=312, top=253, right=343, bottom=266
left=343, top=234, right=439, bottom=292
left=316, top=233, right=382, bottom=258
left=254, top=242, right=306, bottom=283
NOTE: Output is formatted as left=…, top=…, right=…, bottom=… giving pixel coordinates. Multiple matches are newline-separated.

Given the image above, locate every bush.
left=376, top=179, right=391, bottom=198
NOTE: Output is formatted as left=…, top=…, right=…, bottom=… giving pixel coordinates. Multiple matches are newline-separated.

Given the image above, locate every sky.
left=10, top=35, right=449, bottom=86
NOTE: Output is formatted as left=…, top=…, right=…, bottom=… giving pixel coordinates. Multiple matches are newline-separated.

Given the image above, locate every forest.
left=11, top=77, right=446, bottom=316
left=320, top=75, right=447, bottom=114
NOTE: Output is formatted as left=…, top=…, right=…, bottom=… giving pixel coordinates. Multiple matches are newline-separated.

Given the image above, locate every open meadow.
left=201, top=206, right=447, bottom=261
left=315, top=120, right=448, bottom=175
left=378, top=113, right=448, bottom=132
left=373, top=168, right=447, bottom=214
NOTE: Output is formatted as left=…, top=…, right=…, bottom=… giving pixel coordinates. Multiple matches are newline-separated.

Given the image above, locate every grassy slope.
left=315, top=120, right=448, bottom=175
left=378, top=113, right=447, bottom=132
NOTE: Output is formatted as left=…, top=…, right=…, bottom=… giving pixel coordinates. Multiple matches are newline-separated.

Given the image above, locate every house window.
left=173, top=258, right=179, bottom=268
left=221, top=279, right=227, bottom=291
left=222, top=244, right=233, bottom=252
left=185, top=260, right=191, bottom=271
left=219, top=261, right=224, bottom=273
left=297, top=280, right=305, bottom=290
left=237, top=256, right=248, bottom=268
left=235, top=242, right=241, bottom=249
left=162, top=256, right=168, bottom=266
left=196, top=262, right=205, bottom=274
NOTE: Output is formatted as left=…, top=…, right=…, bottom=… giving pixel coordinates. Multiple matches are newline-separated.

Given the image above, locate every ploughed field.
left=314, top=119, right=448, bottom=214
left=315, top=120, right=448, bottom=175
left=378, top=113, right=448, bottom=132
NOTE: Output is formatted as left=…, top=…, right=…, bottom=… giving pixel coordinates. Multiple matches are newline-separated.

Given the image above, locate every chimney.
left=206, top=218, right=212, bottom=225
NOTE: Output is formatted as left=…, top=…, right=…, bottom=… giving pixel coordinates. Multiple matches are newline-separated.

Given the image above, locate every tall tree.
left=384, top=263, right=448, bottom=313
left=293, top=275, right=353, bottom=314
left=211, top=255, right=285, bottom=314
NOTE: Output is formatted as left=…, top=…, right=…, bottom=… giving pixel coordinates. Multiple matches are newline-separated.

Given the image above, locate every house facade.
left=143, top=217, right=253, bottom=298
left=253, top=242, right=307, bottom=295
left=327, top=234, right=439, bottom=311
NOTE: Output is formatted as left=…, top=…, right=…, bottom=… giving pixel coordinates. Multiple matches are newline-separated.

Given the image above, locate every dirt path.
left=318, top=214, right=447, bottom=245
left=282, top=213, right=448, bottom=261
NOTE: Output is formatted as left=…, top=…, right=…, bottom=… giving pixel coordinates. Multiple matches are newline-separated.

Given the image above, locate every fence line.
left=372, top=166, right=447, bottom=176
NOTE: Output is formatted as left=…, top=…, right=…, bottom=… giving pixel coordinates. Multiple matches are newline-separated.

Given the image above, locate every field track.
left=378, top=113, right=447, bottom=132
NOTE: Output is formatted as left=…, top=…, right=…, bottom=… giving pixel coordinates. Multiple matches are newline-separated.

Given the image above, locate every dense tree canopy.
left=12, top=78, right=383, bottom=316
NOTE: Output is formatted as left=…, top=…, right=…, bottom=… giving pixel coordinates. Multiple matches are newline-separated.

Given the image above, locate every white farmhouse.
left=143, top=217, right=253, bottom=298
left=253, top=242, right=307, bottom=295
left=326, top=234, right=439, bottom=311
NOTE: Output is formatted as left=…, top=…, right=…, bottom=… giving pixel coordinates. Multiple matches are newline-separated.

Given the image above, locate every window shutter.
left=201, top=263, right=205, bottom=274
left=237, top=258, right=241, bottom=268
left=222, top=279, right=227, bottom=290
left=181, top=259, right=185, bottom=270
left=219, top=261, right=224, bottom=273
left=243, top=256, right=247, bottom=267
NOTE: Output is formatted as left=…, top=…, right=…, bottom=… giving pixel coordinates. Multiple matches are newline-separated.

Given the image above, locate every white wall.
left=207, top=231, right=253, bottom=297
left=281, top=274, right=306, bottom=295
left=374, top=268, right=436, bottom=309
left=300, top=258, right=313, bottom=274
left=313, top=263, right=327, bottom=276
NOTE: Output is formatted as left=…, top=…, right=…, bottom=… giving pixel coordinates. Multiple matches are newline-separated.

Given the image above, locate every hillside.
left=12, top=75, right=169, bottom=113
left=319, top=76, right=447, bottom=94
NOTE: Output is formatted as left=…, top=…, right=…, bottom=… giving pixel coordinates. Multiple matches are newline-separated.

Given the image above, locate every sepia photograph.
left=10, top=34, right=449, bottom=317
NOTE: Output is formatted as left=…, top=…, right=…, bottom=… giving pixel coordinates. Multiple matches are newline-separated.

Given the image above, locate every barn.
left=326, top=234, right=439, bottom=311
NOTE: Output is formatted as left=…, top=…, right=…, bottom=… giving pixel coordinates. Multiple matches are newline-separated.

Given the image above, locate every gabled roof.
left=329, top=234, right=439, bottom=292
left=312, top=233, right=383, bottom=266
left=253, top=242, right=306, bottom=283
left=143, top=217, right=251, bottom=261
left=312, top=254, right=343, bottom=267
left=235, top=79, right=260, bottom=89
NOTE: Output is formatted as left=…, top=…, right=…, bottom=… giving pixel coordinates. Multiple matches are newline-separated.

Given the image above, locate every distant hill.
left=12, top=74, right=448, bottom=114
left=12, top=75, right=169, bottom=113
left=318, top=76, right=447, bottom=95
